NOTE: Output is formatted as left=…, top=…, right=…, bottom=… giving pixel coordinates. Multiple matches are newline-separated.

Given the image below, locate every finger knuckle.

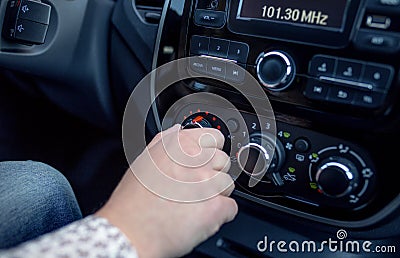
left=209, top=196, right=225, bottom=213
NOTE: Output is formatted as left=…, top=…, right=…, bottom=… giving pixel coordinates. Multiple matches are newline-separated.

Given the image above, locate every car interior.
left=0, top=0, right=399, bottom=257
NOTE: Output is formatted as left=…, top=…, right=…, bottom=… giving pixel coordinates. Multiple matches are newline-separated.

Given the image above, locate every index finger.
left=148, top=124, right=181, bottom=149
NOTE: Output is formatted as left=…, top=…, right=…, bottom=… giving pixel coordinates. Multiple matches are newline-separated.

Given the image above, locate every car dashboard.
left=0, top=0, right=399, bottom=257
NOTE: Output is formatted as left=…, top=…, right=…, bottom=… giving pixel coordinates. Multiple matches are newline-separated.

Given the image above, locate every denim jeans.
left=0, top=161, right=82, bottom=249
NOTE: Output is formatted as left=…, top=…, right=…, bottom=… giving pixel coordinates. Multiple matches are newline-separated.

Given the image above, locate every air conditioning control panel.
left=172, top=103, right=379, bottom=222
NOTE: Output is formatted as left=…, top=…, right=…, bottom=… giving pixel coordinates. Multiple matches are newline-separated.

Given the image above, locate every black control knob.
left=182, top=115, right=212, bottom=129
left=315, top=157, right=359, bottom=198
left=256, top=51, right=296, bottom=91
left=237, top=133, right=285, bottom=178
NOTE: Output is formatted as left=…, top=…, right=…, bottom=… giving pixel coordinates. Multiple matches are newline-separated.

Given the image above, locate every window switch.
left=14, top=19, right=48, bottom=44
left=18, top=0, right=51, bottom=25
left=2, top=0, right=51, bottom=45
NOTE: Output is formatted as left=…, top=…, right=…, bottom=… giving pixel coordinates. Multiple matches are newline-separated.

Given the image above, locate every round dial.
left=238, top=142, right=270, bottom=176
left=237, top=133, right=285, bottom=178
left=315, top=157, right=359, bottom=198
left=256, top=51, right=296, bottom=91
left=180, top=112, right=231, bottom=153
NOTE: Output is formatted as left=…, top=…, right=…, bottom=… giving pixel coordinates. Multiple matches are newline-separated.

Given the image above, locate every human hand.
left=96, top=124, right=238, bottom=258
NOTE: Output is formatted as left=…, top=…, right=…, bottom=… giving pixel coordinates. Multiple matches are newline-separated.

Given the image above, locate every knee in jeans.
left=1, top=161, right=73, bottom=199
left=0, top=161, right=82, bottom=248
left=0, top=160, right=82, bottom=220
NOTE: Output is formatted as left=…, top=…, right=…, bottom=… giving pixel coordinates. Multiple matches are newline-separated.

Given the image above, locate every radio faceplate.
left=187, top=0, right=400, bottom=117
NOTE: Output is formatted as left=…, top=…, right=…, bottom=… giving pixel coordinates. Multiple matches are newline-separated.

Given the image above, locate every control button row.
left=193, top=9, right=226, bottom=28
left=189, top=56, right=246, bottom=83
left=304, top=79, right=386, bottom=109
left=190, top=35, right=249, bottom=64
left=309, top=55, right=394, bottom=91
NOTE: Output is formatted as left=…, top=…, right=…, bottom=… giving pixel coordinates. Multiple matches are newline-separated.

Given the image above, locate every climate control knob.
left=182, top=115, right=212, bottom=129
left=237, top=133, right=285, bottom=178
left=315, top=157, right=360, bottom=198
left=256, top=51, right=296, bottom=91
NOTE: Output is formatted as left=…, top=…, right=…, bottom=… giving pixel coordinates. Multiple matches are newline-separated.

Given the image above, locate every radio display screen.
left=237, top=0, right=350, bottom=31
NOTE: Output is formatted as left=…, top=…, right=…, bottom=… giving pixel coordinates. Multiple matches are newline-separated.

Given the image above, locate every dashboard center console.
left=152, top=0, right=400, bottom=231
